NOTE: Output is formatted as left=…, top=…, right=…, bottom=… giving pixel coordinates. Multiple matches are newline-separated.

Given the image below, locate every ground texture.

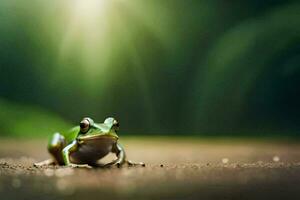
left=0, top=138, right=300, bottom=200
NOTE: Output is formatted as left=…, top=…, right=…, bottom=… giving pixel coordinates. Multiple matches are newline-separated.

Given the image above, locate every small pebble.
left=273, top=156, right=280, bottom=162
left=222, top=158, right=229, bottom=164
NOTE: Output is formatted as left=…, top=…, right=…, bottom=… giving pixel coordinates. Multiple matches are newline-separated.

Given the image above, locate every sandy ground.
left=1, top=137, right=300, bottom=200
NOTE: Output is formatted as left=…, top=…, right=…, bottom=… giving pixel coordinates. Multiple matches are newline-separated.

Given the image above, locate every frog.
left=34, top=117, right=145, bottom=168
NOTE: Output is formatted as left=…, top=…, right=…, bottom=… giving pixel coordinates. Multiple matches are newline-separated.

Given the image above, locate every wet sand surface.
left=0, top=138, right=300, bottom=200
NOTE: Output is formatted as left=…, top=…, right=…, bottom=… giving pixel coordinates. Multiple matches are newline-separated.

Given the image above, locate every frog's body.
left=35, top=117, right=144, bottom=168
left=70, top=136, right=116, bottom=164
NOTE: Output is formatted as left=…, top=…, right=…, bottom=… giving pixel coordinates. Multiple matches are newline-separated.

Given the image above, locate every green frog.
left=34, top=117, right=145, bottom=168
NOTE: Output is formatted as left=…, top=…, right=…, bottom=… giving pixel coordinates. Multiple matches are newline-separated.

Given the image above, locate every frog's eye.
left=80, top=119, right=90, bottom=133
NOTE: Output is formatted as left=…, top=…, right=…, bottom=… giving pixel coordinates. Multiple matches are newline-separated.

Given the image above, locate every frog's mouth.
left=77, top=134, right=118, bottom=143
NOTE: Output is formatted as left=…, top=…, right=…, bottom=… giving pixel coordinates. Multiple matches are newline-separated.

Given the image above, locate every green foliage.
left=190, top=3, right=300, bottom=133
left=0, top=99, right=71, bottom=137
left=0, top=0, right=299, bottom=135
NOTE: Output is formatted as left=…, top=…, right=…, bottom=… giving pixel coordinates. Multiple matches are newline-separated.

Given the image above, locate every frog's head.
left=76, top=117, right=119, bottom=142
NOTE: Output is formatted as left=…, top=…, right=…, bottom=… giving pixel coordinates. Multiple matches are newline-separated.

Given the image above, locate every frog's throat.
left=77, top=135, right=118, bottom=143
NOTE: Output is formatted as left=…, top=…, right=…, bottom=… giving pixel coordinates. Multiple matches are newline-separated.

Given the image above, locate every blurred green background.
left=0, top=0, right=299, bottom=137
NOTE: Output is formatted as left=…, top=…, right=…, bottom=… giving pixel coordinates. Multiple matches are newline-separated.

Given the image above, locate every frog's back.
left=62, top=126, right=80, bottom=144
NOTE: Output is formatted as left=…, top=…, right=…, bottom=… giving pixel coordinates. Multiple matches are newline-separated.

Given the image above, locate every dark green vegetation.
left=0, top=99, right=70, bottom=137
left=0, top=0, right=300, bottom=136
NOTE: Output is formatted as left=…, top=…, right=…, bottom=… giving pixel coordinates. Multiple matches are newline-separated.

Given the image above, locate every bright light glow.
left=59, top=0, right=169, bottom=80
left=56, top=0, right=169, bottom=123
left=60, top=0, right=113, bottom=78
left=73, top=0, right=108, bottom=20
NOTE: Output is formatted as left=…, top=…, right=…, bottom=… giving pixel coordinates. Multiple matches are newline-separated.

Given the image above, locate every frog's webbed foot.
left=100, top=160, right=145, bottom=168
left=68, top=163, right=92, bottom=169
left=126, top=160, right=146, bottom=167
left=34, top=159, right=55, bottom=167
left=94, top=159, right=123, bottom=168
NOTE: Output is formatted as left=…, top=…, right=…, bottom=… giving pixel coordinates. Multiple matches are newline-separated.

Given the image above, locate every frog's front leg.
left=106, top=143, right=145, bottom=168
left=62, top=140, right=92, bottom=168
left=111, top=143, right=126, bottom=167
